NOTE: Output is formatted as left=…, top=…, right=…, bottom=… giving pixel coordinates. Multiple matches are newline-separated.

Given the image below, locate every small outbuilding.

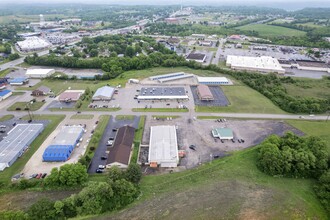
left=212, top=128, right=234, bottom=140
left=92, top=86, right=115, bottom=101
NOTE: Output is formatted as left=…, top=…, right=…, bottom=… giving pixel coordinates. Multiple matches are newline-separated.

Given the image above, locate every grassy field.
left=196, top=85, right=286, bottom=114
left=70, top=114, right=94, bottom=120
left=237, top=24, right=306, bottom=37
left=284, top=78, right=330, bottom=100
left=0, top=115, right=65, bottom=185
left=132, top=108, right=189, bottom=112
left=100, top=141, right=327, bottom=219
left=7, top=102, right=45, bottom=111
left=0, top=14, right=69, bottom=24
left=0, top=115, right=14, bottom=122
left=115, top=115, right=135, bottom=120
left=11, top=91, right=25, bottom=96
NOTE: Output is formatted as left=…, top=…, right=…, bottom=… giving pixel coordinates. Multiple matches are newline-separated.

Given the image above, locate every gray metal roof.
left=51, top=126, right=84, bottom=146
left=139, top=87, right=186, bottom=97
left=92, top=86, right=115, bottom=99
left=148, top=125, right=179, bottom=167
left=0, top=124, right=44, bottom=167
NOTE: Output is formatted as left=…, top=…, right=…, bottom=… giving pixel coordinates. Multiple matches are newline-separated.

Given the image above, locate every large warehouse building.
left=148, top=125, right=179, bottom=168
left=149, top=72, right=194, bottom=83
left=197, top=77, right=230, bottom=85
left=106, top=126, right=135, bottom=169
left=0, top=89, right=12, bottom=101
left=42, top=126, right=84, bottom=162
left=196, top=84, right=214, bottom=101
left=16, top=37, right=51, bottom=52
left=26, top=69, right=55, bottom=78
left=92, top=86, right=115, bottom=101
left=0, top=124, right=44, bottom=171
left=226, top=55, right=285, bottom=74
left=186, top=52, right=206, bottom=63
left=137, top=87, right=188, bottom=100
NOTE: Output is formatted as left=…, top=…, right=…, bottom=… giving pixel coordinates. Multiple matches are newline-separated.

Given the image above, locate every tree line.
left=256, top=132, right=330, bottom=214
left=0, top=163, right=142, bottom=220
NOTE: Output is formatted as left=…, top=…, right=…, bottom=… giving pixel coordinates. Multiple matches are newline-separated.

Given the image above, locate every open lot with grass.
left=284, top=78, right=330, bottom=100
left=196, top=85, right=286, bottom=114
left=101, top=147, right=327, bottom=219
left=0, top=68, right=16, bottom=78
left=7, top=101, right=45, bottom=111
left=115, top=115, right=135, bottom=120
left=237, top=24, right=306, bottom=37
left=0, top=115, right=65, bottom=185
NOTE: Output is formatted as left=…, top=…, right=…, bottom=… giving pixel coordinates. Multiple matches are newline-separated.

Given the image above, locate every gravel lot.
left=141, top=117, right=304, bottom=170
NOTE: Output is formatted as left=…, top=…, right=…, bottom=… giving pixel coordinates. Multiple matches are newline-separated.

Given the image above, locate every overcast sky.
left=1, top=0, right=329, bottom=10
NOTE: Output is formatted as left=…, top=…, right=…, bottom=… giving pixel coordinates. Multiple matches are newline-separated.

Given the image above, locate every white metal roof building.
left=197, top=77, right=230, bottom=85
left=149, top=72, right=185, bottom=81
left=137, top=87, right=189, bottom=100
left=226, top=55, right=285, bottom=74
left=0, top=124, right=44, bottom=171
left=26, top=69, right=55, bottom=78
left=92, top=86, right=115, bottom=101
left=148, top=125, right=179, bottom=167
left=16, top=37, right=51, bottom=52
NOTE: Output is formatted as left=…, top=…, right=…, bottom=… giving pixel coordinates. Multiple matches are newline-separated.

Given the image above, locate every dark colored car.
left=231, top=139, right=235, bottom=143
left=189, top=145, right=196, bottom=151
left=96, top=169, right=104, bottom=173
left=213, top=155, right=220, bottom=159
left=12, top=122, right=17, bottom=126
left=241, top=139, right=245, bottom=143
left=238, top=139, right=241, bottom=143
left=41, top=173, right=47, bottom=178
left=95, top=121, right=99, bottom=124
left=101, top=154, right=108, bottom=160
left=28, top=120, right=32, bottom=123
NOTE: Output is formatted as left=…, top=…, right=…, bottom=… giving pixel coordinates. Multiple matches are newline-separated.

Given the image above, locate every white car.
left=107, top=140, right=113, bottom=146
left=98, top=165, right=106, bottom=169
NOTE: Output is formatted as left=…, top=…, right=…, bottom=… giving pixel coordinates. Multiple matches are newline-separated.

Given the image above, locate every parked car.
left=95, top=121, right=99, bottom=124
left=96, top=169, right=104, bottom=173
left=101, top=154, right=108, bottom=160
left=107, top=140, right=113, bottom=146
left=109, top=137, right=114, bottom=140
left=36, top=173, right=42, bottom=179
left=241, top=139, right=245, bottom=143
left=41, top=173, right=47, bottom=178
left=231, top=139, right=235, bottom=143
left=213, top=155, right=220, bottom=159
left=189, top=145, right=196, bottom=151
left=98, top=165, right=106, bottom=169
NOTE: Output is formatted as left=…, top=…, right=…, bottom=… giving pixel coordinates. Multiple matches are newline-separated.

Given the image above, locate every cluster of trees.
left=0, top=43, right=11, bottom=54
left=0, top=164, right=142, bottom=220
left=257, top=132, right=328, bottom=178
left=257, top=132, right=330, bottom=214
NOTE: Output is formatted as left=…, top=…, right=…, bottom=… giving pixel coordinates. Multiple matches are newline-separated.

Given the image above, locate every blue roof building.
left=0, top=89, right=12, bottom=101
left=8, top=77, right=29, bottom=85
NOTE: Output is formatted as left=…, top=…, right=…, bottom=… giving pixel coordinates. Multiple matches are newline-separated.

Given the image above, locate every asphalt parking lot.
left=141, top=117, right=304, bottom=170
left=88, top=115, right=140, bottom=174
left=47, top=100, right=75, bottom=109
left=190, top=86, right=230, bottom=106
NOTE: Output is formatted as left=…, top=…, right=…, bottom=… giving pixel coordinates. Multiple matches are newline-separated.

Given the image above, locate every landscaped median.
left=130, top=116, right=146, bottom=165
left=0, top=114, right=65, bottom=184
left=7, top=101, right=45, bottom=111
left=132, top=108, right=188, bottom=112
left=0, top=114, right=14, bottom=122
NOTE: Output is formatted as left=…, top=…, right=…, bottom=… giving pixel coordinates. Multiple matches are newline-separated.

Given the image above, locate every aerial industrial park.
left=0, top=2, right=329, bottom=220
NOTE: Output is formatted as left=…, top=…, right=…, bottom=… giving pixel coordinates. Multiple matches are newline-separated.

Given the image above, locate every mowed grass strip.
left=130, top=116, right=146, bottom=165
left=7, top=102, right=45, bottom=111
left=237, top=24, right=306, bottom=37
left=132, top=108, right=188, bottom=112
left=0, top=115, right=65, bottom=184
left=115, top=115, right=135, bottom=120
left=0, top=115, right=14, bottom=122
left=196, top=85, right=286, bottom=114
left=70, top=114, right=94, bottom=120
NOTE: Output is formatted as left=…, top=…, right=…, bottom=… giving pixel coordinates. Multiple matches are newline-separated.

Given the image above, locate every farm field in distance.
left=237, top=24, right=306, bottom=37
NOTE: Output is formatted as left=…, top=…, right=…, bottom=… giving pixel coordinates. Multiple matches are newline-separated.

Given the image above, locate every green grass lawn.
left=132, top=108, right=189, bottom=112
left=70, top=114, right=94, bottom=120
left=115, top=115, right=135, bottom=120
left=237, top=24, right=306, bottom=37
left=0, top=115, right=65, bottom=185
left=283, top=78, right=330, bottom=100
left=7, top=102, right=45, bottom=111
left=0, top=115, right=14, bottom=122
left=130, top=116, right=146, bottom=165
left=196, top=85, right=286, bottom=114
left=11, top=91, right=25, bottom=96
